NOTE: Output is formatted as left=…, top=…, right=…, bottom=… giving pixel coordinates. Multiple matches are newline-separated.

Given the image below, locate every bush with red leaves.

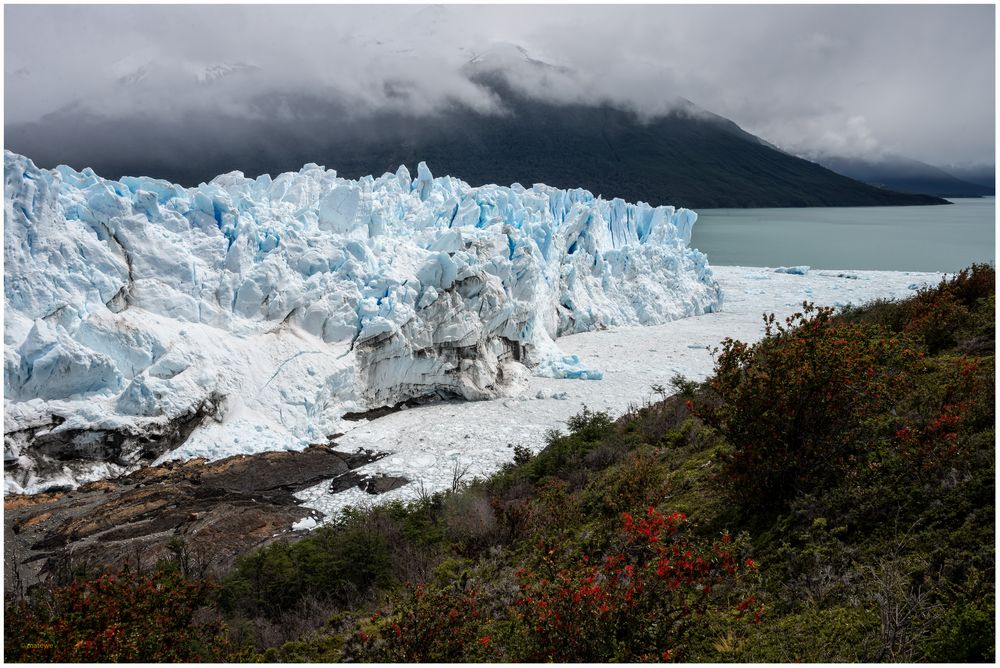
left=5, top=569, right=243, bottom=662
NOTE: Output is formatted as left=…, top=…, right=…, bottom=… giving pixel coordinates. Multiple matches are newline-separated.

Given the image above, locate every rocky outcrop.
left=4, top=444, right=387, bottom=594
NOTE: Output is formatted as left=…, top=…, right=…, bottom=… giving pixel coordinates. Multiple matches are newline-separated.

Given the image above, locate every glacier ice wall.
left=4, top=150, right=721, bottom=492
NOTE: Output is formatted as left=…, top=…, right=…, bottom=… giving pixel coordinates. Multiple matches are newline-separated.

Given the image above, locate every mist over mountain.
left=5, top=4, right=991, bottom=208
left=6, top=4, right=994, bottom=167
left=5, top=49, right=945, bottom=209
left=942, top=164, right=996, bottom=191
left=815, top=154, right=995, bottom=198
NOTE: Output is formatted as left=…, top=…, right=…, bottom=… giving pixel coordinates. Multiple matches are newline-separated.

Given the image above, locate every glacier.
left=4, top=150, right=721, bottom=493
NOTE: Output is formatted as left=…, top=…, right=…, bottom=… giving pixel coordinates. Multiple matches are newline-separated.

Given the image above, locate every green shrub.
left=921, top=599, right=995, bottom=662
left=840, top=264, right=994, bottom=353
left=517, top=407, right=616, bottom=482
left=903, top=290, right=969, bottom=353
left=715, top=605, right=878, bottom=662
left=220, top=522, right=392, bottom=618
left=668, top=374, right=700, bottom=399
left=565, top=406, right=615, bottom=438
left=581, top=448, right=670, bottom=517
left=347, top=583, right=498, bottom=662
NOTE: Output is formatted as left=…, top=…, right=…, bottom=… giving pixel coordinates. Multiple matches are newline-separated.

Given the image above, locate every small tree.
left=700, top=303, right=922, bottom=511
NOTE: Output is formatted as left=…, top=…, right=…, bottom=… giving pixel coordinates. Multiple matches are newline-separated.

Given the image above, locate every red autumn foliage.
left=353, top=505, right=758, bottom=662
left=5, top=569, right=242, bottom=662
left=699, top=303, right=923, bottom=510
left=513, top=507, right=759, bottom=661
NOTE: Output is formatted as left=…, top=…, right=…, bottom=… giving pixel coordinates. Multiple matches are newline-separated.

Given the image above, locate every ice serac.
left=4, top=150, right=721, bottom=492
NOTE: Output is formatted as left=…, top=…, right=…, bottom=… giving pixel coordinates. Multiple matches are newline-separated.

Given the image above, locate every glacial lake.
left=691, top=197, right=995, bottom=272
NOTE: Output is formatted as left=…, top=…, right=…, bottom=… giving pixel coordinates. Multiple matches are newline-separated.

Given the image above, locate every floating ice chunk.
left=292, top=516, right=318, bottom=531
left=775, top=266, right=810, bottom=275
left=534, top=389, right=569, bottom=400
left=533, top=350, right=604, bottom=380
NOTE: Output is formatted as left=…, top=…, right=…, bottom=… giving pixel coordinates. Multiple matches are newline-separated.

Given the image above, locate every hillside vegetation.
left=6, top=265, right=994, bottom=662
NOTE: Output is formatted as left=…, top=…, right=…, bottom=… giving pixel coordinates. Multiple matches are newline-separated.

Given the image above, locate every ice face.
left=4, top=150, right=721, bottom=491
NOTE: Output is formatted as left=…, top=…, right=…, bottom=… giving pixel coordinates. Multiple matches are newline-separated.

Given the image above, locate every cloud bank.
left=4, top=4, right=995, bottom=166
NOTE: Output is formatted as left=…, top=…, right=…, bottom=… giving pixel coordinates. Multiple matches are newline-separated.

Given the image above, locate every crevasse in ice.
left=4, top=150, right=721, bottom=492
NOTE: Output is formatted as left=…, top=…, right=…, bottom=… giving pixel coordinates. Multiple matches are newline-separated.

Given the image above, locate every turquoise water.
left=691, top=198, right=995, bottom=272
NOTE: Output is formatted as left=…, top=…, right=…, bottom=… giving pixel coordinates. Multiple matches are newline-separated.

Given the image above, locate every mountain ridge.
left=5, top=50, right=948, bottom=209
left=816, top=153, right=994, bottom=198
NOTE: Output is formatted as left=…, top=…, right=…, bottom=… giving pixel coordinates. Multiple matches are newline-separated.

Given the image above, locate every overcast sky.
left=4, top=4, right=995, bottom=167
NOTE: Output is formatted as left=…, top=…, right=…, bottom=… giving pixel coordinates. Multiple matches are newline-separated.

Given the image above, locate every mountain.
left=940, top=164, right=995, bottom=192
left=815, top=154, right=994, bottom=198
left=5, top=49, right=946, bottom=209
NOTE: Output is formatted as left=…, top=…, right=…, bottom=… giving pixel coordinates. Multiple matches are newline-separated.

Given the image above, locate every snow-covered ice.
left=294, top=265, right=943, bottom=519
left=4, top=151, right=719, bottom=493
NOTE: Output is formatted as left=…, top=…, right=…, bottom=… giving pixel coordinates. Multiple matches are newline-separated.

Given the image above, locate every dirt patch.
left=5, top=491, right=65, bottom=511
left=18, top=512, right=53, bottom=531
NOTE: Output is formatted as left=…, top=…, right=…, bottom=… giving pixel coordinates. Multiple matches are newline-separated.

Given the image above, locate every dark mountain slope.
left=818, top=154, right=994, bottom=198
left=5, top=81, right=945, bottom=209
left=944, top=164, right=995, bottom=191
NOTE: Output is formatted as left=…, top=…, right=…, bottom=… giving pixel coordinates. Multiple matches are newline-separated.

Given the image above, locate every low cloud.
left=4, top=4, right=994, bottom=167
